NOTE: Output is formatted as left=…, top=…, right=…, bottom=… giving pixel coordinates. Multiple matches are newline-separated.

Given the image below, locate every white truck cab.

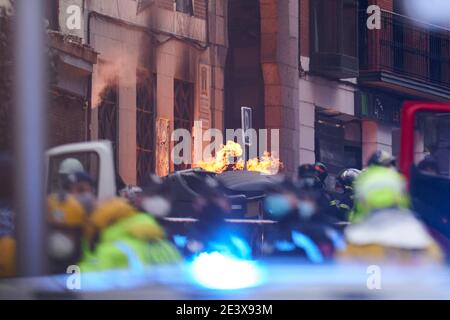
left=45, top=140, right=116, bottom=200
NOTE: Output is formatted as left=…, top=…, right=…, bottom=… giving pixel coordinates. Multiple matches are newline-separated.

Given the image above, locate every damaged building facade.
left=47, top=0, right=227, bottom=185
left=3, top=0, right=450, bottom=184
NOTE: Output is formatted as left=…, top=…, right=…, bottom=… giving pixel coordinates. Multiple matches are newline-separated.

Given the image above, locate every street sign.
left=241, top=106, right=252, bottom=146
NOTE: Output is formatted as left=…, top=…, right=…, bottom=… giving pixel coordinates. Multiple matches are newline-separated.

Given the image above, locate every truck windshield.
left=47, top=152, right=100, bottom=195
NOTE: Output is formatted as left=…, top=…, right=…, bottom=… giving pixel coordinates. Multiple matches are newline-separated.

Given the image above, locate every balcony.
left=359, top=10, right=450, bottom=100
left=310, top=0, right=359, bottom=79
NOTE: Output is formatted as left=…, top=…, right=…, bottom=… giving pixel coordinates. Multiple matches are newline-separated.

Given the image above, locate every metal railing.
left=360, top=10, right=450, bottom=88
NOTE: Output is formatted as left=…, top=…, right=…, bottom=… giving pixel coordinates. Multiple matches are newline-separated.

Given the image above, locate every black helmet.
left=314, top=162, right=328, bottom=183
left=337, top=168, right=361, bottom=188
left=367, top=150, right=396, bottom=167
left=298, top=164, right=316, bottom=179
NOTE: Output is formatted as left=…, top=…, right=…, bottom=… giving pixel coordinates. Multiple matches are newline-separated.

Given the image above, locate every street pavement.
left=1, top=260, right=449, bottom=300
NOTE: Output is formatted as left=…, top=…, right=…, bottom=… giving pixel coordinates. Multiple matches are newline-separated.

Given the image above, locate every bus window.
left=414, top=111, right=450, bottom=178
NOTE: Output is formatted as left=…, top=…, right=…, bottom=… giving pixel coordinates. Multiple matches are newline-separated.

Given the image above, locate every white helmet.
left=58, top=158, right=84, bottom=175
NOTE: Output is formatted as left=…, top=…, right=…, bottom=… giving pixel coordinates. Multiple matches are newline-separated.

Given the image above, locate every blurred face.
left=335, top=181, right=344, bottom=194
left=69, top=181, right=94, bottom=196
left=139, top=194, right=172, bottom=218
left=194, top=195, right=231, bottom=220
left=264, top=191, right=298, bottom=220
left=297, top=194, right=318, bottom=219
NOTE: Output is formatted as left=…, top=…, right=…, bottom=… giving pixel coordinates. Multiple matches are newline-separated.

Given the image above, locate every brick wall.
left=369, top=0, right=393, bottom=11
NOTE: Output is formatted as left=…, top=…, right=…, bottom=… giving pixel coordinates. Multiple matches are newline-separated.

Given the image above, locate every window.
left=45, top=0, right=59, bottom=31
left=97, top=79, right=119, bottom=167
left=416, top=112, right=450, bottom=178
left=137, top=0, right=154, bottom=13
left=175, top=0, right=194, bottom=15
left=174, top=79, right=194, bottom=171
left=136, top=71, right=156, bottom=185
left=47, top=152, right=100, bottom=195
left=310, top=0, right=359, bottom=78
left=315, top=110, right=362, bottom=174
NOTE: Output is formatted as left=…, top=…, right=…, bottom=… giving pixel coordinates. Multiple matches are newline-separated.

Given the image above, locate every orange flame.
left=193, top=140, right=282, bottom=175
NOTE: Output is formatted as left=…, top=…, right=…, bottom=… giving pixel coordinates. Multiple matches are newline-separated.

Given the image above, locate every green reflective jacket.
left=349, top=166, right=410, bottom=223
left=79, top=214, right=182, bottom=272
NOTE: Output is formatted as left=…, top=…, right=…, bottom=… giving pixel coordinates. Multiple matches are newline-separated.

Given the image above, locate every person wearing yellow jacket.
left=80, top=198, right=181, bottom=272
left=47, top=192, right=88, bottom=274
left=339, top=166, right=442, bottom=264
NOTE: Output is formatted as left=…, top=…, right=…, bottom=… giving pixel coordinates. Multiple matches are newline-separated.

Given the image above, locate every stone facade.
left=75, top=0, right=227, bottom=184
left=46, top=0, right=449, bottom=182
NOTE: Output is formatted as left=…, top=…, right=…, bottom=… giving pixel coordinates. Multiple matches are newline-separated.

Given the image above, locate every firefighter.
left=367, top=150, right=396, bottom=168
left=80, top=197, right=181, bottom=272
left=313, top=162, right=329, bottom=188
left=329, top=168, right=361, bottom=222
left=297, top=164, right=322, bottom=189
left=340, top=166, right=442, bottom=264
left=297, top=163, right=335, bottom=221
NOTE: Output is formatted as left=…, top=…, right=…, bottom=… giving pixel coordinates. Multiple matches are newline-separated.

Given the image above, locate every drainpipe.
left=87, top=4, right=94, bottom=141
left=207, top=0, right=215, bottom=130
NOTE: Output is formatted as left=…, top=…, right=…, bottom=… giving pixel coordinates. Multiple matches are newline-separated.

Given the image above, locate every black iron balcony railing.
left=360, top=10, right=450, bottom=88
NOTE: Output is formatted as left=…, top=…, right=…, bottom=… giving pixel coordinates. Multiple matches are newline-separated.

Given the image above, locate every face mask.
left=264, top=194, right=291, bottom=218
left=297, top=201, right=316, bottom=220
left=141, top=196, right=171, bottom=218
left=75, top=192, right=96, bottom=215
left=48, top=231, right=75, bottom=261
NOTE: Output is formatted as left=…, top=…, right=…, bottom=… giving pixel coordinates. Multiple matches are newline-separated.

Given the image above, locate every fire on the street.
left=193, top=141, right=282, bottom=175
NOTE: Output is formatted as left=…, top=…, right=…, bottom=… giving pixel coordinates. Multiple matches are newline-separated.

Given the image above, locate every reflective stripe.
left=291, top=231, right=324, bottom=263
left=114, top=241, right=145, bottom=272
left=355, top=170, right=406, bottom=201
left=325, top=227, right=346, bottom=251
left=274, top=240, right=296, bottom=252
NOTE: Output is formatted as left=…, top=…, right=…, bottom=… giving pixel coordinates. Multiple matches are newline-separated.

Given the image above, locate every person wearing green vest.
left=80, top=198, right=181, bottom=272
left=340, top=166, right=442, bottom=264
left=348, top=165, right=410, bottom=223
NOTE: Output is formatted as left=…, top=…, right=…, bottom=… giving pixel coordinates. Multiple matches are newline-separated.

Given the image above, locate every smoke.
left=92, top=47, right=141, bottom=108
